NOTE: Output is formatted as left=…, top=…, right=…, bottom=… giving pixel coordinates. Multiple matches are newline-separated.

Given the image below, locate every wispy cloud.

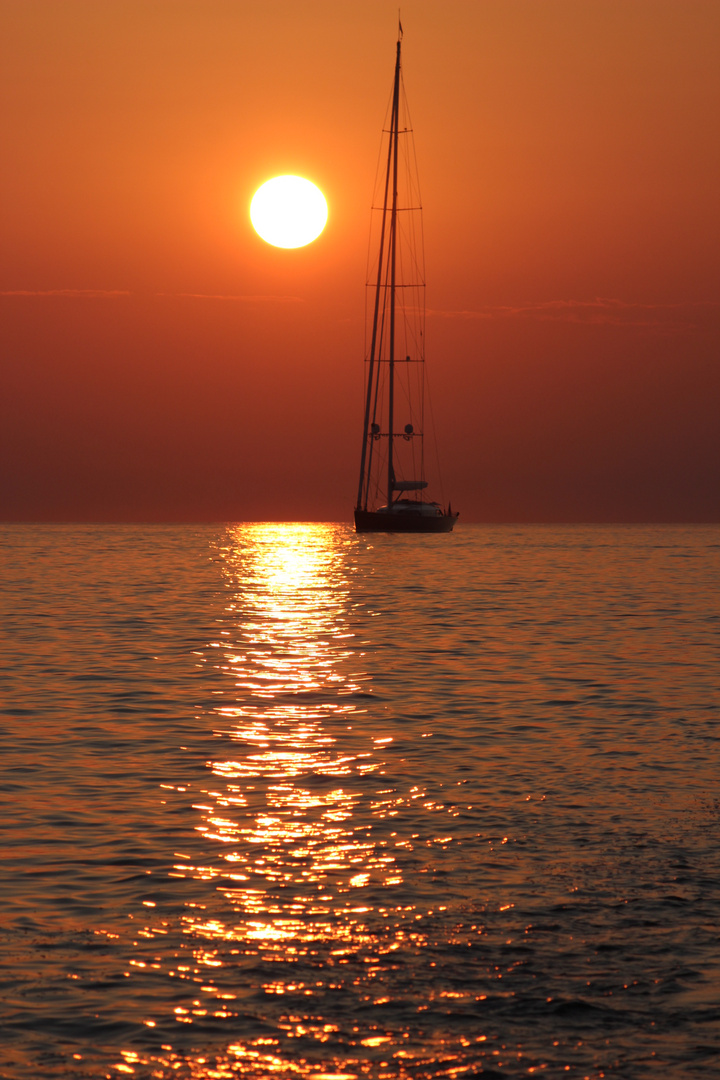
left=0, top=288, right=130, bottom=298
left=427, top=297, right=717, bottom=332
left=1, top=289, right=304, bottom=303
left=160, top=292, right=304, bottom=303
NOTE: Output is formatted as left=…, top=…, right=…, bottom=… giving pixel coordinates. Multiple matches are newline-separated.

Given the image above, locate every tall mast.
left=386, top=35, right=401, bottom=507
left=356, top=31, right=402, bottom=512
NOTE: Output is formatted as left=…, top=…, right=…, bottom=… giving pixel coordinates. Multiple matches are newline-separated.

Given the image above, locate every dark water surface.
left=1, top=523, right=719, bottom=1079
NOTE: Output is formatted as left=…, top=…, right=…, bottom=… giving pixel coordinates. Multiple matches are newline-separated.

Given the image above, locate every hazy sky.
left=2, top=0, right=718, bottom=521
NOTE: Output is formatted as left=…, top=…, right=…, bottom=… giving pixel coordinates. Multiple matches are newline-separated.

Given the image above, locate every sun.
left=250, top=175, right=328, bottom=249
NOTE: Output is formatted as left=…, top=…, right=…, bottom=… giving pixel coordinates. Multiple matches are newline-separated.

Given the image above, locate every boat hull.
left=354, top=509, right=458, bottom=534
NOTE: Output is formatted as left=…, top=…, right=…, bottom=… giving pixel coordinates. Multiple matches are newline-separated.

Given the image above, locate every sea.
left=1, top=523, right=719, bottom=1080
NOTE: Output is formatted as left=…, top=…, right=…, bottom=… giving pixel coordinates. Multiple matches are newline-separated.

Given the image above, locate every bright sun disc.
left=250, top=175, right=328, bottom=249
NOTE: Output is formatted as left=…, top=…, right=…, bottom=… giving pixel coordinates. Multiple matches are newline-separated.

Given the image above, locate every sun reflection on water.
left=110, top=525, right=548, bottom=1077
left=189, top=523, right=398, bottom=909
left=161, top=524, right=419, bottom=1077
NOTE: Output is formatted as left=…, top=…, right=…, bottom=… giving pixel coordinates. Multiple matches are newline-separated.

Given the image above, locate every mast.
left=386, top=35, right=401, bottom=507
left=356, top=32, right=402, bottom=512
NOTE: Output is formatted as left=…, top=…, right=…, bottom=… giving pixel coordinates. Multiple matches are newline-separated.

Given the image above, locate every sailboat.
left=354, top=28, right=458, bottom=534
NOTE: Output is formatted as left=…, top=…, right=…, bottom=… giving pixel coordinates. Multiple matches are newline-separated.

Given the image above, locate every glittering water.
left=1, top=523, right=719, bottom=1080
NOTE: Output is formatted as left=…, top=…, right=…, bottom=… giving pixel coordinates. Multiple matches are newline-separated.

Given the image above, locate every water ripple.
left=0, top=523, right=718, bottom=1078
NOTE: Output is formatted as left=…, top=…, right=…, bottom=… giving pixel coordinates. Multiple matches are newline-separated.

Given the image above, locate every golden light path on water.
left=191, top=522, right=399, bottom=917
left=127, top=524, right=461, bottom=1079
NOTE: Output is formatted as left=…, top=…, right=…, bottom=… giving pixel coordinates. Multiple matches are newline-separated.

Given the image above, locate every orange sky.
left=2, top=0, right=718, bottom=521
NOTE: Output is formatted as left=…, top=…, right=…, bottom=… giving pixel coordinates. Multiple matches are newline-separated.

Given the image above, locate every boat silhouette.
left=354, top=27, right=458, bottom=534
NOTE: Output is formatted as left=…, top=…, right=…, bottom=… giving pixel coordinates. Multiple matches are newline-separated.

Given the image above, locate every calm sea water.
left=1, top=523, right=719, bottom=1080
